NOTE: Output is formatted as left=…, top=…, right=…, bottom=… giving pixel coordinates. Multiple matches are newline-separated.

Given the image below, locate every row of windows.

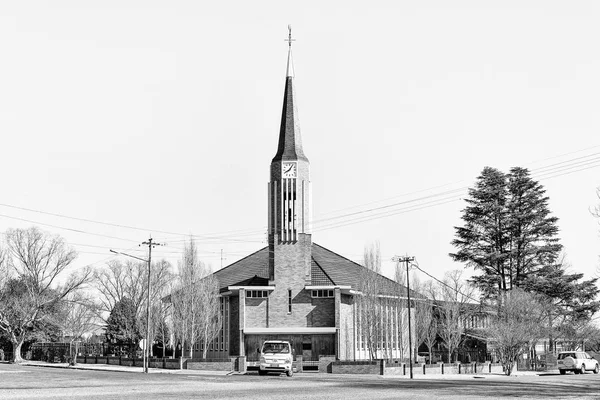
left=356, top=298, right=406, bottom=351
left=312, top=289, right=335, bottom=298
left=244, top=288, right=336, bottom=315
left=246, top=289, right=337, bottom=299
left=246, top=290, right=269, bottom=298
left=196, top=297, right=230, bottom=353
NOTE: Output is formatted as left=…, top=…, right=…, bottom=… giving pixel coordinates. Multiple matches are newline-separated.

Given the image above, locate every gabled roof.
left=311, top=243, right=417, bottom=298
left=213, top=247, right=270, bottom=291
left=213, top=243, right=417, bottom=298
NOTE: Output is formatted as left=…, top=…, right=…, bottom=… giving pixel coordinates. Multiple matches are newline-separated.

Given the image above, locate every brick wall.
left=332, top=360, right=382, bottom=375
left=266, top=234, right=314, bottom=328
left=187, top=359, right=234, bottom=371
left=318, top=355, right=336, bottom=373
left=246, top=298, right=268, bottom=328
left=308, top=298, right=335, bottom=326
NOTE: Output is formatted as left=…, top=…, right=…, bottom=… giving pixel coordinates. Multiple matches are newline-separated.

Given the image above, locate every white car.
left=557, top=351, right=599, bottom=375
left=258, top=340, right=294, bottom=377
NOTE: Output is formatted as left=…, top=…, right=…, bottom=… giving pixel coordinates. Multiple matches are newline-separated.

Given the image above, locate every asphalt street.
left=1, top=362, right=599, bottom=400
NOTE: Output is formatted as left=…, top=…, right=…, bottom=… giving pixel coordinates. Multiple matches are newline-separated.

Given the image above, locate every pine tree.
left=105, top=298, right=140, bottom=357
left=505, top=167, right=562, bottom=287
left=450, top=167, right=562, bottom=298
left=450, top=167, right=509, bottom=297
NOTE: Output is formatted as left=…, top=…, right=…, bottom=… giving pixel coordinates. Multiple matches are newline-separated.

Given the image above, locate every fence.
left=75, top=355, right=236, bottom=371
left=517, top=353, right=556, bottom=372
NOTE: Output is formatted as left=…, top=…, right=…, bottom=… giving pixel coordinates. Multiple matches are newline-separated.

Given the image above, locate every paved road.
left=1, top=363, right=599, bottom=399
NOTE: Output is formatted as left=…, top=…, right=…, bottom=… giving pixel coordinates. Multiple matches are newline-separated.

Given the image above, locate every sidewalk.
left=19, top=360, right=559, bottom=380
left=20, top=360, right=235, bottom=376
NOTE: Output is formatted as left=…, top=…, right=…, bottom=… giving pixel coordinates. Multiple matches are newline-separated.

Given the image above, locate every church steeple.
left=272, top=25, right=308, bottom=163
left=267, top=26, right=312, bottom=285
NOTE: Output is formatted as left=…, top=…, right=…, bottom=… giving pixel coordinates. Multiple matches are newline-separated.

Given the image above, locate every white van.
left=258, top=340, right=294, bottom=377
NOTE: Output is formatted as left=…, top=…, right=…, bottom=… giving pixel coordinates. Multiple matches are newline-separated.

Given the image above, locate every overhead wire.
left=409, top=260, right=482, bottom=304
left=0, top=144, right=599, bottom=252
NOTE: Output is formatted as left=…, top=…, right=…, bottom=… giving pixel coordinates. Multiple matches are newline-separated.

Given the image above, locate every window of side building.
left=311, top=289, right=334, bottom=298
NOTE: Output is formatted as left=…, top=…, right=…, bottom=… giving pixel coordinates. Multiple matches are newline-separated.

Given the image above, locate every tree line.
left=0, top=228, right=221, bottom=363
left=356, top=167, right=599, bottom=376
left=450, top=166, right=600, bottom=375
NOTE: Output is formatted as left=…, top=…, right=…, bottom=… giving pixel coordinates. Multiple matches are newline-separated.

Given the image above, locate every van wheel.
left=286, top=370, right=293, bottom=377
left=258, top=370, right=267, bottom=376
left=559, top=370, right=566, bottom=375
left=593, top=364, right=599, bottom=374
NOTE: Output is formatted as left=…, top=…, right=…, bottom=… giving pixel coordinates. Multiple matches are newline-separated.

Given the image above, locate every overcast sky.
left=1, top=1, right=599, bottom=286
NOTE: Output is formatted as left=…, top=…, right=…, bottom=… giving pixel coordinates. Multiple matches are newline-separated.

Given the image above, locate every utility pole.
left=141, top=237, right=164, bottom=374
left=110, top=236, right=164, bottom=374
left=220, top=249, right=226, bottom=270
left=392, top=255, right=415, bottom=379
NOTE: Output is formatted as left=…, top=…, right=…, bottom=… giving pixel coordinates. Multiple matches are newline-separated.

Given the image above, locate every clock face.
left=282, top=162, right=297, bottom=178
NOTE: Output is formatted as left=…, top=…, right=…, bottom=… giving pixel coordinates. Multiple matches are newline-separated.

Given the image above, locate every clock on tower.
left=282, top=162, right=297, bottom=178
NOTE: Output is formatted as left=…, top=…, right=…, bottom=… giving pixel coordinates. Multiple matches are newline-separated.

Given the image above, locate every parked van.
left=258, top=340, right=294, bottom=377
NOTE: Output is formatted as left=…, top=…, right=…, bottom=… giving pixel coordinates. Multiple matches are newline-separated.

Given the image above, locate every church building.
left=195, top=30, right=414, bottom=363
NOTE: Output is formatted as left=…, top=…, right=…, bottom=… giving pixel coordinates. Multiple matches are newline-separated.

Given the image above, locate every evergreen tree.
left=451, top=167, right=564, bottom=298
left=105, top=297, right=140, bottom=357
left=505, top=167, right=562, bottom=287
left=452, top=166, right=599, bottom=351
left=450, top=167, right=509, bottom=297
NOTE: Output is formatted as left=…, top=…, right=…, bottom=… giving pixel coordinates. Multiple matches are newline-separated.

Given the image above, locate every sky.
left=0, top=1, right=599, bottom=288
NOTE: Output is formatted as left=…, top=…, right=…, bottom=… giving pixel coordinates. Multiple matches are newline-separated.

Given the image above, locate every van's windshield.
left=262, top=343, right=290, bottom=354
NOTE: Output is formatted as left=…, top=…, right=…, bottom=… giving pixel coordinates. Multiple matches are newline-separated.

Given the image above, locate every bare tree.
left=170, top=238, right=220, bottom=359
left=394, top=260, right=409, bottom=361
left=434, top=270, right=476, bottom=363
left=414, top=281, right=436, bottom=363
left=486, top=289, right=544, bottom=375
left=0, top=227, right=91, bottom=363
left=57, top=293, right=101, bottom=364
left=149, top=301, right=171, bottom=357
left=357, top=241, right=383, bottom=360
left=0, top=247, right=8, bottom=287
left=196, top=274, right=221, bottom=359
left=93, top=260, right=146, bottom=321
left=93, top=258, right=173, bottom=348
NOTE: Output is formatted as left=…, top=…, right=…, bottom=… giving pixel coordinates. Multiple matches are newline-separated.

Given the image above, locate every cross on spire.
left=285, top=24, right=295, bottom=47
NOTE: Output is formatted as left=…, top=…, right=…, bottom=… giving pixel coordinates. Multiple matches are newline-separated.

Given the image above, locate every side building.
left=188, top=33, right=417, bottom=363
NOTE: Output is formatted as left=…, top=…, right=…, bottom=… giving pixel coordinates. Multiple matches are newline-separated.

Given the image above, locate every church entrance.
left=244, top=334, right=335, bottom=362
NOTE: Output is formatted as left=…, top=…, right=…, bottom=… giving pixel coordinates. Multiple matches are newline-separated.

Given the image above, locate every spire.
left=272, top=25, right=308, bottom=162
left=285, top=24, right=295, bottom=78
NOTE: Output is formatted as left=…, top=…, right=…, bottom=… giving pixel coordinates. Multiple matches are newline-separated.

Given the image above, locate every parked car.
left=557, top=351, right=599, bottom=375
left=258, top=340, right=294, bottom=377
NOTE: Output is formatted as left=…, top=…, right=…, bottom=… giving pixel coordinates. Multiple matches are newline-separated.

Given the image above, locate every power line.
left=410, top=261, right=481, bottom=304
left=0, top=213, right=139, bottom=243
left=0, top=145, right=599, bottom=245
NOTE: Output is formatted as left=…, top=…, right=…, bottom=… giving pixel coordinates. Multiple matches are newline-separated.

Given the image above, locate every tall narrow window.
left=288, top=289, right=292, bottom=313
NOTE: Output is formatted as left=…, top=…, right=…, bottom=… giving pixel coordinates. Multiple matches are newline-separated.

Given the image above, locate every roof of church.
left=213, top=242, right=414, bottom=298
left=272, top=45, right=308, bottom=163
